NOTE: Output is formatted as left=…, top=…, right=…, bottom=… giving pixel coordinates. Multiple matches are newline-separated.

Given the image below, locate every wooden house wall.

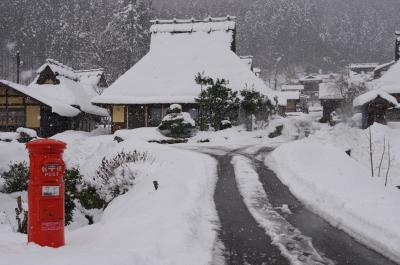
left=286, top=100, right=299, bottom=112
left=109, top=103, right=198, bottom=133
left=0, top=84, right=41, bottom=132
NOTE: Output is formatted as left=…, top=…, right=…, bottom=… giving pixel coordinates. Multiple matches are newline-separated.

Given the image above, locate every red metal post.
left=26, top=139, right=67, bottom=248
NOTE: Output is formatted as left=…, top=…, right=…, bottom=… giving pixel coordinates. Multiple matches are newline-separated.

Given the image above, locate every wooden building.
left=353, top=91, right=398, bottom=129
left=276, top=91, right=301, bottom=114
left=299, top=75, right=322, bottom=103
left=319, top=82, right=344, bottom=123
left=0, top=59, right=109, bottom=137
left=92, top=16, right=270, bottom=132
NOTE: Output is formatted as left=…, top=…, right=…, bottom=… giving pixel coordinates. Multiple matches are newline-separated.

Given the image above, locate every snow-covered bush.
left=195, top=73, right=240, bottom=131
left=0, top=162, right=29, bottom=193
left=16, top=128, right=37, bottom=143
left=220, top=120, right=232, bottom=130
left=64, top=168, right=105, bottom=225
left=240, top=89, right=275, bottom=131
left=94, top=151, right=152, bottom=201
left=158, top=104, right=196, bottom=138
left=269, top=125, right=284, bottom=138
left=0, top=128, right=37, bottom=143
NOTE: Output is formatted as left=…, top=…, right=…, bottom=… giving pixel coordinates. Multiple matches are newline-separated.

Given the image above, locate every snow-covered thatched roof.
left=353, top=90, right=398, bottom=108
left=93, top=16, right=271, bottom=105
left=14, top=59, right=110, bottom=117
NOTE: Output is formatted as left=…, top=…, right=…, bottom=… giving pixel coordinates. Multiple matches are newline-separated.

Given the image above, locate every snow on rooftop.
left=319, top=83, right=343, bottom=100
left=374, top=61, right=395, bottom=73
left=0, top=80, right=81, bottom=117
left=353, top=90, right=398, bottom=108
left=349, top=63, right=379, bottom=70
left=281, top=84, right=304, bottom=91
left=375, top=60, right=400, bottom=94
left=276, top=91, right=300, bottom=106
left=299, top=75, right=322, bottom=82
left=93, top=18, right=271, bottom=105
left=150, top=16, right=236, bottom=34
left=3, top=60, right=109, bottom=117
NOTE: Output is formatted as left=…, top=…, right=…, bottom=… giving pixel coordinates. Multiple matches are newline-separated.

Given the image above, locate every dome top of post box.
left=26, top=139, right=67, bottom=153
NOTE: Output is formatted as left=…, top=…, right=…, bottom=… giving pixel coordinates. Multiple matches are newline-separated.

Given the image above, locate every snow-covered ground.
left=232, top=155, right=334, bottom=265
left=1, top=113, right=400, bottom=264
left=0, top=131, right=218, bottom=265
left=267, top=129, right=400, bottom=263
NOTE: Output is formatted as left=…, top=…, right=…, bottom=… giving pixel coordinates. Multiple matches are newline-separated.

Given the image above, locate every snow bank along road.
left=196, top=147, right=398, bottom=265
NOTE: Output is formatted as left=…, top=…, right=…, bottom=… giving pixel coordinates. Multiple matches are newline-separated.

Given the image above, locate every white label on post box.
left=42, top=186, right=60, bottom=197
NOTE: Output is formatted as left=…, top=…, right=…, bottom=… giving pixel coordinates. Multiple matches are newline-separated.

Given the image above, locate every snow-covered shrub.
left=16, top=128, right=37, bottom=143
left=0, top=162, right=29, bottom=193
left=0, top=128, right=37, bottom=143
left=268, top=125, right=284, bottom=138
left=158, top=104, right=196, bottom=138
left=240, top=89, right=275, bottom=131
left=94, top=151, right=152, bottom=201
left=64, top=168, right=105, bottom=225
left=195, top=73, right=240, bottom=131
left=220, top=120, right=232, bottom=130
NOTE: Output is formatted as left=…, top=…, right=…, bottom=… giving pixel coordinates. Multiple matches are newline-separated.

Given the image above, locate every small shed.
left=299, top=75, right=322, bottom=103
left=353, top=91, right=398, bottom=129
left=276, top=91, right=301, bottom=114
left=319, top=82, right=344, bottom=123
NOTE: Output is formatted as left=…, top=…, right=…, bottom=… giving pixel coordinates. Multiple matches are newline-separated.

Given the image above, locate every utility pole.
left=16, top=51, right=21, bottom=84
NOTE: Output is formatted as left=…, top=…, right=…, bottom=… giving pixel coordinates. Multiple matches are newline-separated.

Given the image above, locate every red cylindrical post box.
left=26, top=139, right=67, bottom=248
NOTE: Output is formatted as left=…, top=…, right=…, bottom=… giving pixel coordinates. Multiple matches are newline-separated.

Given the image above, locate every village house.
left=319, top=82, right=344, bottom=123
left=0, top=59, right=109, bottom=137
left=353, top=32, right=400, bottom=128
left=353, top=91, right=398, bottom=129
left=92, top=16, right=270, bottom=132
left=276, top=91, right=301, bottom=115
left=299, top=75, right=322, bottom=105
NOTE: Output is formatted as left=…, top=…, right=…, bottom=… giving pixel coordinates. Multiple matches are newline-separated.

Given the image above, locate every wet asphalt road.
left=212, top=153, right=290, bottom=265
left=203, top=147, right=398, bottom=265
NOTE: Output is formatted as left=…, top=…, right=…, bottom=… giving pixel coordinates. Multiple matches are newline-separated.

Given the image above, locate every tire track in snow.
left=232, top=155, right=334, bottom=265
left=210, top=152, right=290, bottom=265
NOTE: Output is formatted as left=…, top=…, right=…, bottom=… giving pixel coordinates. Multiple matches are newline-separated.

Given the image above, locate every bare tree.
left=385, top=141, right=393, bottom=187
left=377, top=136, right=386, bottom=177
left=368, top=127, right=374, bottom=177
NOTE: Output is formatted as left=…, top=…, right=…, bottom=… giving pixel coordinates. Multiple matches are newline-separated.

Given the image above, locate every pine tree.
left=195, top=73, right=240, bottom=131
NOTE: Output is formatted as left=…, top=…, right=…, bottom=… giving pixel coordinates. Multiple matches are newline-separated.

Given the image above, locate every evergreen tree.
left=195, top=73, right=240, bottom=131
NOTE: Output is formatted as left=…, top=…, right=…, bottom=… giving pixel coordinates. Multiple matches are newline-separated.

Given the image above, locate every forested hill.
left=1, top=0, right=399, bottom=83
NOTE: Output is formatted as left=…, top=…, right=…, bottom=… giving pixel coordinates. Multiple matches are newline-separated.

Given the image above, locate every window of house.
left=3, top=108, right=25, bottom=127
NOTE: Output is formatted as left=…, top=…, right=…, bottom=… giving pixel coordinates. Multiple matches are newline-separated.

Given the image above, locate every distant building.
left=0, top=59, right=109, bottom=136
left=92, top=16, right=271, bottom=132
left=319, top=82, right=344, bottom=123
left=276, top=91, right=301, bottom=114
left=349, top=63, right=379, bottom=75
left=299, top=75, right=323, bottom=103
left=353, top=91, right=398, bottom=129
left=281, top=84, right=304, bottom=92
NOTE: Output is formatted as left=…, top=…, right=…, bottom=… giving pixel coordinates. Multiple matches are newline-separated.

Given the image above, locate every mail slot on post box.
left=26, top=139, right=67, bottom=248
